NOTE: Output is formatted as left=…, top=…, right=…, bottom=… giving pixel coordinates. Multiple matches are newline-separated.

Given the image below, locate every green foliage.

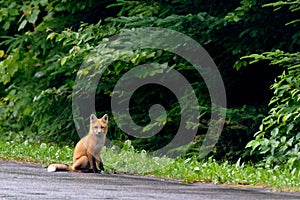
left=0, top=28, right=75, bottom=142
left=215, top=106, right=267, bottom=162
left=185, top=105, right=267, bottom=162
left=160, top=157, right=300, bottom=191
left=103, top=140, right=174, bottom=174
left=0, top=0, right=116, bottom=143
left=0, top=0, right=110, bottom=34
left=243, top=51, right=300, bottom=168
left=232, top=0, right=300, bottom=167
left=0, top=140, right=73, bottom=165
left=263, top=0, right=300, bottom=26
left=0, top=0, right=299, bottom=165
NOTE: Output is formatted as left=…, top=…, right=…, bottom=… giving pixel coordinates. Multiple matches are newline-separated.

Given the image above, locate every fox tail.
left=47, top=164, right=72, bottom=172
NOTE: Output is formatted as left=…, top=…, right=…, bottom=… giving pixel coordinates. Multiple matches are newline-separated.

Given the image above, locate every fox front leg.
left=87, top=154, right=99, bottom=173
left=98, top=159, right=104, bottom=172
left=92, top=157, right=101, bottom=173
left=95, top=152, right=104, bottom=172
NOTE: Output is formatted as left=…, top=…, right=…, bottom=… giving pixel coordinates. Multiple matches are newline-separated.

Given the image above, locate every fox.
left=47, top=113, right=108, bottom=173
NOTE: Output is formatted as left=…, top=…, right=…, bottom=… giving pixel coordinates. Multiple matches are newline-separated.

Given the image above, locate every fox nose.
left=93, top=130, right=102, bottom=135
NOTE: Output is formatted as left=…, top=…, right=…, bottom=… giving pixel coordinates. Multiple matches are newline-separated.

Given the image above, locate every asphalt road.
left=0, top=161, right=300, bottom=200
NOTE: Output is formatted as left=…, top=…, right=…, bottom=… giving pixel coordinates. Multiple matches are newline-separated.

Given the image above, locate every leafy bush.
left=244, top=51, right=300, bottom=167
left=240, top=1, right=300, bottom=168
left=215, top=106, right=267, bottom=162
left=0, top=0, right=115, bottom=143
left=186, top=105, right=267, bottom=162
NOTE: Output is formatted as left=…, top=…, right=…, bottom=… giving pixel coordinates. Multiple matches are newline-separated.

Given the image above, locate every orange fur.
left=47, top=114, right=108, bottom=173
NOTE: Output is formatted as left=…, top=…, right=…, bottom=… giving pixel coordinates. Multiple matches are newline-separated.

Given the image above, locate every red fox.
left=47, top=114, right=108, bottom=173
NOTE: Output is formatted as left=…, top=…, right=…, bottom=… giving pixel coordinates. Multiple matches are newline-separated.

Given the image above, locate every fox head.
left=90, top=114, right=108, bottom=135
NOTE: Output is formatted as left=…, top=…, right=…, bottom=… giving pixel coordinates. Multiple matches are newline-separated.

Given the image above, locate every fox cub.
left=47, top=114, right=108, bottom=173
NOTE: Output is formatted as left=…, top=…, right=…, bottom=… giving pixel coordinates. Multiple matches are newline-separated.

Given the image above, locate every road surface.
left=0, top=161, right=299, bottom=199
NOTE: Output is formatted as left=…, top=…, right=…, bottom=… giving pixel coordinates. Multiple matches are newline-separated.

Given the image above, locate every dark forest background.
left=0, top=0, right=299, bottom=167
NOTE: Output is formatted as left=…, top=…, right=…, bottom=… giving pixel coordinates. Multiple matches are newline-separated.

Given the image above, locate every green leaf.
left=3, top=21, right=10, bottom=30
left=0, top=50, right=4, bottom=58
left=40, top=0, right=48, bottom=7
left=280, top=136, right=286, bottom=143
left=270, top=128, right=279, bottom=137
left=47, top=32, right=57, bottom=40
left=60, top=57, right=67, bottom=66
left=18, top=20, right=27, bottom=31
left=246, top=140, right=260, bottom=153
left=28, top=9, right=40, bottom=24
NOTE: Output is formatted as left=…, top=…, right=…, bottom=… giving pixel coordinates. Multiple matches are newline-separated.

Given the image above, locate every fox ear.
left=102, top=114, right=108, bottom=124
left=90, top=114, right=98, bottom=122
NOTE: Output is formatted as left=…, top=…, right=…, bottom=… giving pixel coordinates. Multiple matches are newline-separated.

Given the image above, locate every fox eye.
left=94, top=126, right=99, bottom=129
left=100, top=126, right=104, bottom=129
